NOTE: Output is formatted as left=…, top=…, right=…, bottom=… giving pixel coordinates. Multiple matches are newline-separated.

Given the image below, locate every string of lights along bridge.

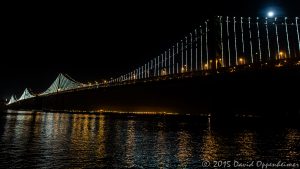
left=7, top=16, right=300, bottom=105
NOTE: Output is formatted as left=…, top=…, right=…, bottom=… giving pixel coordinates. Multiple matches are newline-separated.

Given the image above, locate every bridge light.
left=181, top=65, right=187, bottom=73
left=278, top=51, right=285, bottom=59
left=204, top=64, right=208, bottom=70
left=161, top=68, right=167, bottom=76
left=239, top=57, right=245, bottom=65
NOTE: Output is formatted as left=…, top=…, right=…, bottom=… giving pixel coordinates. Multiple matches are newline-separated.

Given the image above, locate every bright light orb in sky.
left=267, top=11, right=274, bottom=17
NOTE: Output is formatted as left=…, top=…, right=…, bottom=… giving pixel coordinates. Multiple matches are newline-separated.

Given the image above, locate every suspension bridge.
left=6, top=16, right=300, bottom=117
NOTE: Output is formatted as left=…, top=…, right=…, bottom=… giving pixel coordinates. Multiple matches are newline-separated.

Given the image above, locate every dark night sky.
left=1, top=0, right=299, bottom=99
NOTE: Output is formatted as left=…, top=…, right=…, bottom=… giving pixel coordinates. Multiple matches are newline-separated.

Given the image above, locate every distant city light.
left=267, top=11, right=274, bottom=17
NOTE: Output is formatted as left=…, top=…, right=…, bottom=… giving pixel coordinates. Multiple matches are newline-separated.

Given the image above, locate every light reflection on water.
left=0, top=110, right=299, bottom=168
left=236, top=130, right=257, bottom=160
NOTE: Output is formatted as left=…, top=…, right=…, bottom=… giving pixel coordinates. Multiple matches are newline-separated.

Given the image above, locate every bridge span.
left=6, top=16, right=300, bottom=118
